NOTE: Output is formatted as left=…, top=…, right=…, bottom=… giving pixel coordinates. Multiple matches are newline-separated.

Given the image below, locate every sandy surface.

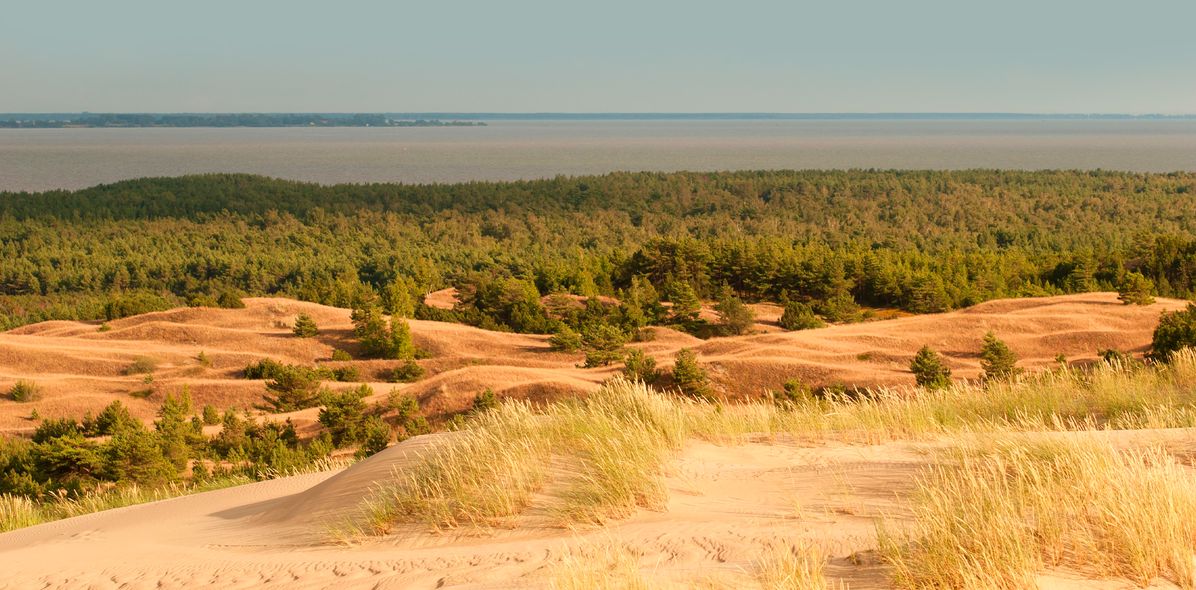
left=0, top=435, right=928, bottom=589
left=4, top=429, right=1188, bottom=589
left=0, top=293, right=1185, bottom=435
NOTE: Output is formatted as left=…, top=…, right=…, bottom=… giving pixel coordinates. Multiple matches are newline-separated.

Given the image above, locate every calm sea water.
left=2, top=120, right=1196, bottom=192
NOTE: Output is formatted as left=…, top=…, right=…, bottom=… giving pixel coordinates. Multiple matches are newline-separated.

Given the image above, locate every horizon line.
left=4, top=111, right=1196, bottom=119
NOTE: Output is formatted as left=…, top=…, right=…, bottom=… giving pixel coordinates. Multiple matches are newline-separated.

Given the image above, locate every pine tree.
left=714, top=285, right=754, bottom=335
left=1117, top=271, right=1155, bottom=306
left=910, top=345, right=952, bottom=389
left=671, top=348, right=712, bottom=400
left=980, top=332, right=1020, bottom=381
left=292, top=313, right=319, bottom=337
left=667, top=281, right=701, bottom=322
left=622, top=348, right=658, bottom=383
left=779, top=301, right=825, bottom=331
left=352, top=305, right=416, bottom=359
left=260, top=367, right=322, bottom=412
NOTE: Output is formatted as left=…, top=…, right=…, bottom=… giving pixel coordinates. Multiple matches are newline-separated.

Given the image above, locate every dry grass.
left=350, top=352, right=1196, bottom=540
left=1, top=456, right=354, bottom=533
left=347, top=379, right=688, bottom=534
left=550, top=540, right=653, bottom=590
left=879, top=435, right=1196, bottom=589
left=352, top=401, right=551, bottom=533
left=756, top=539, right=840, bottom=590
left=690, top=349, right=1196, bottom=444
left=0, top=479, right=251, bottom=533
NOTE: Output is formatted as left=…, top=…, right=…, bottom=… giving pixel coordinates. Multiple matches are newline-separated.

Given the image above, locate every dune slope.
left=0, top=293, right=1184, bottom=434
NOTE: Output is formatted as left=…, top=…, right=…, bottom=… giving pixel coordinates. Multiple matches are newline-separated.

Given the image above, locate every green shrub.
left=82, top=401, right=135, bottom=436
left=352, top=305, right=417, bottom=360
left=779, top=301, right=825, bottom=331
left=356, top=416, right=392, bottom=459
left=714, top=286, right=754, bottom=335
left=671, top=348, right=712, bottom=400
left=103, top=291, right=175, bottom=321
left=331, top=348, right=353, bottom=361
left=9, top=380, right=42, bottom=403
left=259, top=367, right=323, bottom=412
left=384, top=390, right=430, bottom=440
left=1150, top=303, right=1196, bottom=362
left=1117, top=271, right=1155, bottom=306
left=622, top=348, right=658, bottom=383
left=814, top=292, right=860, bottom=323
left=215, top=290, right=245, bottom=309
left=196, top=351, right=212, bottom=367
left=201, top=404, right=221, bottom=425
left=472, top=389, right=499, bottom=414
left=771, top=378, right=813, bottom=408
left=292, top=313, right=319, bottom=337
left=910, top=345, right=952, bottom=390
left=330, top=365, right=361, bottom=382
left=579, top=323, right=627, bottom=367
left=980, top=332, right=1020, bottom=381
left=549, top=326, right=583, bottom=352
left=386, top=360, right=426, bottom=383
left=243, top=358, right=286, bottom=379
left=318, top=385, right=371, bottom=447
left=123, top=356, right=157, bottom=375
left=666, top=281, right=701, bottom=322
left=1099, top=348, right=1135, bottom=366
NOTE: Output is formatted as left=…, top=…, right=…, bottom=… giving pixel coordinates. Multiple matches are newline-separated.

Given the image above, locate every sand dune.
left=0, top=434, right=927, bottom=589
left=0, top=293, right=1184, bottom=434
left=3, top=428, right=1184, bottom=588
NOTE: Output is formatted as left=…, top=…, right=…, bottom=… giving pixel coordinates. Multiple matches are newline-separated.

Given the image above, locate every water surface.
left=2, top=120, right=1195, bottom=192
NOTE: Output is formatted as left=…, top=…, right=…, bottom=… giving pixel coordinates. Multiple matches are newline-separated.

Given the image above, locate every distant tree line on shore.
left=0, top=114, right=486, bottom=128
left=1, top=170, right=1194, bottom=332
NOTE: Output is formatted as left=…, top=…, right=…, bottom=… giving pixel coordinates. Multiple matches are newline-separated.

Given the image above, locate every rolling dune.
left=0, top=293, right=1185, bottom=435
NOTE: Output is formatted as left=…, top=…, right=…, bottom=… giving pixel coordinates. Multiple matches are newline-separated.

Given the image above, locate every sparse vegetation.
left=756, top=540, right=834, bottom=590
left=880, top=437, right=1196, bottom=589
left=671, top=348, right=712, bottom=400
left=714, top=285, right=754, bottom=335
left=1117, top=271, right=1156, bottom=305
left=352, top=305, right=417, bottom=360
left=621, top=348, right=658, bottom=383
left=979, top=332, right=1019, bottom=381
left=779, top=300, right=825, bottom=331
left=385, top=360, right=425, bottom=383
left=1150, top=303, right=1196, bottom=362
left=259, top=367, right=323, bottom=412
left=909, top=345, right=952, bottom=390
left=8, top=380, right=42, bottom=402
left=292, top=313, right=319, bottom=337
left=124, top=356, right=158, bottom=375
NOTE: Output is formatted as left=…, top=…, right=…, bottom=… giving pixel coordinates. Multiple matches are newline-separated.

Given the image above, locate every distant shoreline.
left=2, top=112, right=1195, bottom=127
left=0, top=114, right=486, bottom=129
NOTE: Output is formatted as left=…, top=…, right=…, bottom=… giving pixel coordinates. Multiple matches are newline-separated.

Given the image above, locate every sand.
left=1, top=430, right=1185, bottom=589
left=0, top=293, right=1185, bottom=435
left=0, top=292, right=1189, bottom=588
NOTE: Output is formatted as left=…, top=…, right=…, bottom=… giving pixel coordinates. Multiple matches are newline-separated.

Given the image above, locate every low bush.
left=9, top=380, right=42, bottom=403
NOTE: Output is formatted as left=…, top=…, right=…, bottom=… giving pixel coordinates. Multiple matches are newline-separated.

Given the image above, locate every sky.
left=3, top=0, right=1195, bottom=114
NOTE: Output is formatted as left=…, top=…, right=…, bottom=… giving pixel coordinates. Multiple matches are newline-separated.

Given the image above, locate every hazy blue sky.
left=3, top=0, right=1194, bottom=113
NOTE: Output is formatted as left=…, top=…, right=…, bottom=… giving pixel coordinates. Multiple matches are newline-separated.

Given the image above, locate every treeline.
left=0, top=114, right=486, bottom=128
left=1, top=170, right=1195, bottom=331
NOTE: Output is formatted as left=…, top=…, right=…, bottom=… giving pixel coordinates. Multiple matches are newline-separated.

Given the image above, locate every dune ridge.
left=0, top=293, right=1184, bottom=435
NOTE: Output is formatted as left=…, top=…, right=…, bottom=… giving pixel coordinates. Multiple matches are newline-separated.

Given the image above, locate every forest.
left=1, top=169, right=1195, bottom=333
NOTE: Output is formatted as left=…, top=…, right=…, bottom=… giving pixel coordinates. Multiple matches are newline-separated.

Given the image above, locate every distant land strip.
left=2, top=112, right=1196, bottom=127
left=0, top=114, right=486, bottom=128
